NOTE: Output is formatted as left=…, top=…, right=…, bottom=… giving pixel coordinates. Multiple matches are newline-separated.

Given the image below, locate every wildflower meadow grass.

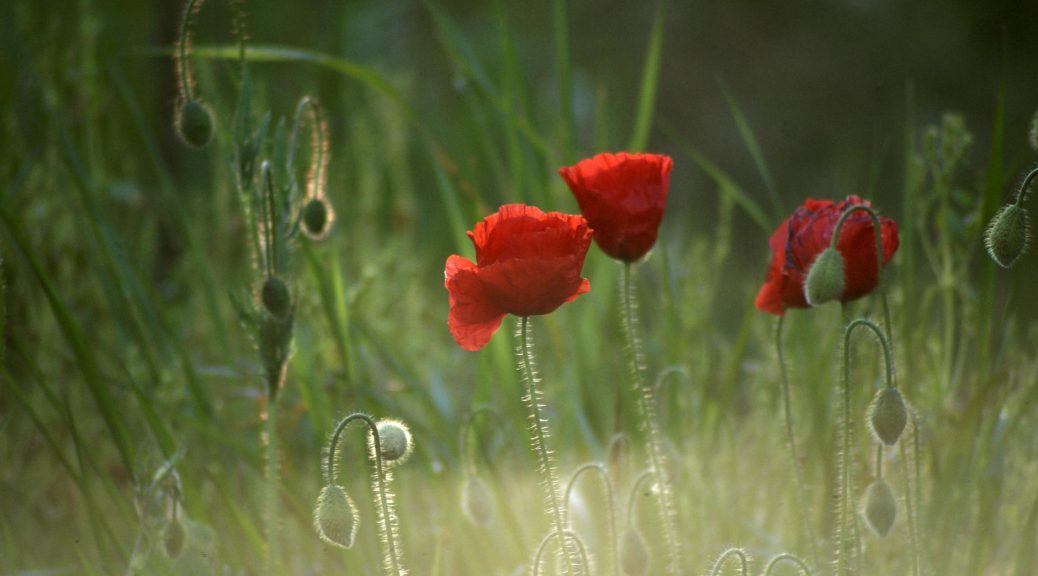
left=4, top=1, right=1038, bottom=575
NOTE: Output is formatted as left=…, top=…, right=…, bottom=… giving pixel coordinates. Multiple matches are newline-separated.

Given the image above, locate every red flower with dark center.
left=754, top=195, right=900, bottom=315
left=445, top=204, right=593, bottom=351
left=559, top=152, right=673, bottom=262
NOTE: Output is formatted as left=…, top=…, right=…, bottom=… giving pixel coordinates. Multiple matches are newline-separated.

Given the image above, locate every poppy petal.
left=445, top=255, right=507, bottom=351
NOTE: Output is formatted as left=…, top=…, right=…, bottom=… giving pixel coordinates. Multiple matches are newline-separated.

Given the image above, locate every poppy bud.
left=868, top=387, right=908, bottom=446
left=460, top=475, right=494, bottom=527
left=804, top=247, right=846, bottom=306
left=372, top=419, right=413, bottom=465
left=984, top=204, right=1030, bottom=268
left=177, top=99, right=214, bottom=149
left=862, top=479, right=897, bottom=537
left=314, top=484, right=359, bottom=549
left=261, top=276, right=291, bottom=320
left=162, top=517, right=186, bottom=558
left=619, top=528, right=650, bottom=576
left=301, top=197, right=332, bottom=239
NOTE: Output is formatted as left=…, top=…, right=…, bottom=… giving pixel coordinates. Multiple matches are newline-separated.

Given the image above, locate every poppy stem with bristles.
left=829, top=205, right=894, bottom=351
left=516, top=316, right=582, bottom=576
left=620, top=262, right=682, bottom=574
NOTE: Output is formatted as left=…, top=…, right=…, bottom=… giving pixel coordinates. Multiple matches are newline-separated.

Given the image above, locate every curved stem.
left=775, top=315, right=820, bottom=566
left=1013, top=164, right=1038, bottom=206
left=533, top=529, right=590, bottom=576
left=837, top=319, right=895, bottom=576
left=287, top=96, right=328, bottom=200
left=517, top=317, right=580, bottom=576
left=458, top=406, right=502, bottom=475
left=176, top=0, right=201, bottom=101
left=563, top=463, right=620, bottom=576
left=621, top=263, right=682, bottom=573
left=652, top=365, right=693, bottom=429
left=625, top=469, right=655, bottom=528
left=829, top=205, right=894, bottom=352
left=326, top=412, right=406, bottom=576
left=763, top=553, right=814, bottom=576
left=706, top=547, right=750, bottom=576
left=874, top=444, right=884, bottom=480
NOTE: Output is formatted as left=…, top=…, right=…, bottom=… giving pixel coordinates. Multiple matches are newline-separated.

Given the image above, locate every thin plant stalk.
left=762, top=553, right=814, bottom=576
left=829, top=205, right=894, bottom=348
left=707, top=548, right=750, bottom=576
left=516, top=316, right=582, bottom=576
left=899, top=415, right=922, bottom=576
left=775, top=314, right=820, bottom=566
left=263, top=394, right=280, bottom=576
left=837, top=319, right=894, bottom=576
left=620, top=263, right=681, bottom=573
left=533, top=529, right=591, bottom=576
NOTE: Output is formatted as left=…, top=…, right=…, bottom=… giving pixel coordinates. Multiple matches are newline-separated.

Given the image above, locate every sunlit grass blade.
left=626, top=0, right=665, bottom=152
left=718, top=79, right=784, bottom=219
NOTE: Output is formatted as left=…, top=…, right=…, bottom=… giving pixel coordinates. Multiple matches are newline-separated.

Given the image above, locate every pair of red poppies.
left=445, top=152, right=673, bottom=350
left=444, top=154, right=900, bottom=351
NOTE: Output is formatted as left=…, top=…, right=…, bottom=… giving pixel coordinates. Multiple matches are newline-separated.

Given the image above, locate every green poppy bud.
left=619, top=528, right=650, bottom=576
left=460, top=475, right=494, bottom=527
left=177, top=99, right=214, bottom=149
left=162, top=517, right=186, bottom=558
left=984, top=204, right=1030, bottom=268
left=314, top=484, right=359, bottom=549
left=261, top=276, right=292, bottom=320
left=804, top=247, right=846, bottom=306
left=372, top=419, right=413, bottom=465
left=301, top=197, right=332, bottom=240
left=868, top=387, right=908, bottom=446
left=862, top=479, right=897, bottom=537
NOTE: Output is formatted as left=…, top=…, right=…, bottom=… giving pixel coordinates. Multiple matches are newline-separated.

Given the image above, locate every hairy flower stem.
left=775, top=315, right=820, bottom=566
left=837, top=319, right=894, bottom=576
left=830, top=205, right=894, bottom=344
left=327, top=413, right=407, bottom=576
left=564, top=463, right=620, bottom=576
left=516, top=317, right=581, bottom=576
left=263, top=395, right=280, bottom=576
left=621, top=263, right=681, bottom=574
left=176, top=0, right=201, bottom=101
left=899, top=417, right=922, bottom=576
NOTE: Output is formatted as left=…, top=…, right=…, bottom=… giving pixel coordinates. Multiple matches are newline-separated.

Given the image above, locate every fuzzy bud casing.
left=314, top=484, right=359, bottom=549
left=372, top=419, right=413, bottom=465
left=804, top=247, right=846, bottom=306
left=619, top=528, right=650, bottom=576
left=862, top=479, right=897, bottom=537
left=460, top=475, right=494, bottom=527
left=178, top=99, right=214, bottom=149
left=868, top=387, right=908, bottom=446
left=984, top=204, right=1030, bottom=268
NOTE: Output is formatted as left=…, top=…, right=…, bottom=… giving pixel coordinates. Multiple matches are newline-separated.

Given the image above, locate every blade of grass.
left=0, top=206, right=136, bottom=479
left=553, top=0, right=575, bottom=161
left=718, top=79, right=784, bottom=219
left=627, top=0, right=665, bottom=152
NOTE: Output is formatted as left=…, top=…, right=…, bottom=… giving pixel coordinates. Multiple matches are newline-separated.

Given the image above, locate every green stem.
left=776, top=315, right=820, bottom=566
left=288, top=96, right=326, bottom=200
left=516, top=317, right=580, bottom=576
left=620, top=263, right=681, bottom=574
left=1013, top=165, right=1038, bottom=207
left=176, top=0, right=201, bottom=100
left=829, top=205, right=894, bottom=351
left=838, top=319, right=896, bottom=576
left=762, top=553, right=814, bottom=576
left=707, top=548, right=750, bottom=576
left=264, top=395, right=280, bottom=576
left=326, top=413, right=406, bottom=576
left=564, top=463, right=619, bottom=576
left=899, top=417, right=922, bottom=576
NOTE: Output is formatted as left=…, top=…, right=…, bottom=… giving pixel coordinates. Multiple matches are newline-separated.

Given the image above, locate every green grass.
left=3, top=1, right=1038, bottom=575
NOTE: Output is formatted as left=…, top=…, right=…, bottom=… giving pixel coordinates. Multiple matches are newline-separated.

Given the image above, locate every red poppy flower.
left=754, top=195, right=899, bottom=315
left=559, top=152, right=673, bottom=262
left=445, top=204, right=593, bottom=351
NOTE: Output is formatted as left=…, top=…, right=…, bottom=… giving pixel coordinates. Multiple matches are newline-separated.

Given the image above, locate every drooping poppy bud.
left=177, top=99, right=214, bottom=149
left=371, top=419, right=414, bottom=466
left=619, top=528, right=651, bottom=576
left=984, top=204, right=1030, bottom=268
left=868, top=387, right=908, bottom=446
left=804, top=247, right=846, bottom=306
left=862, top=479, right=897, bottom=537
left=314, top=484, right=359, bottom=549
left=460, top=475, right=495, bottom=527
left=261, top=276, right=292, bottom=320
left=301, top=197, right=333, bottom=240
